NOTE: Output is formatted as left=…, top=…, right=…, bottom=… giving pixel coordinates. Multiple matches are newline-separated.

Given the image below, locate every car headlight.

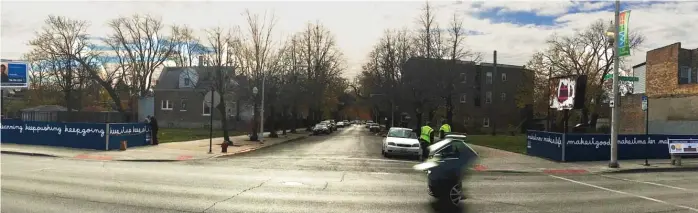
left=388, top=142, right=396, bottom=146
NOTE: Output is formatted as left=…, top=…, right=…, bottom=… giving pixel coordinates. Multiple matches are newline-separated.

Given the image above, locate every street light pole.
left=609, top=0, right=621, bottom=168
left=260, top=72, right=265, bottom=143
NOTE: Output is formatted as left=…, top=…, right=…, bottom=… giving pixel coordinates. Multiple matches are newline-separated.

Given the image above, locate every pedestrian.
left=1, top=64, right=9, bottom=83
left=419, top=121, right=435, bottom=161
left=149, top=115, right=159, bottom=145
left=439, top=119, right=451, bottom=140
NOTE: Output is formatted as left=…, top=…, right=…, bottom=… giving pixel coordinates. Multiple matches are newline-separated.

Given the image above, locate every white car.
left=382, top=127, right=422, bottom=160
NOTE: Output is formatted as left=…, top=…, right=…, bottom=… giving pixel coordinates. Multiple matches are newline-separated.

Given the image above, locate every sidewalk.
left=468, top=144, right=698, bottom=174
left=1, top=130, right=309, bottom=162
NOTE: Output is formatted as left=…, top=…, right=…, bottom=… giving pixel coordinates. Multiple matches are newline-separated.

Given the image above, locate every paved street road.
left=3, top=125, right=698, bottom=213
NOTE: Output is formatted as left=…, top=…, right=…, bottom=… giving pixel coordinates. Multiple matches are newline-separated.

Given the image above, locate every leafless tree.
left=28, top=16, right=100, bottom=114
left=232, top=10, right=278, bottom=140
left=527, top=19, right=644, bottom=129
left=105, top=14, right=182, bottom=118
left=204, top=27, right=236, bottom=142
left=171, top=25, right=207, bottom=67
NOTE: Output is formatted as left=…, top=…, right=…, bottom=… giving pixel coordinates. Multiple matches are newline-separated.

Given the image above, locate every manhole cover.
left=282, top=181, right=304, bottom=186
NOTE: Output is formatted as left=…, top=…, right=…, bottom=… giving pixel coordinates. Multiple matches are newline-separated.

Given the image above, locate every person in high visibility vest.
left=439, top=119, right=452, bottom=139
left=419, top=121, right=435, bottom=160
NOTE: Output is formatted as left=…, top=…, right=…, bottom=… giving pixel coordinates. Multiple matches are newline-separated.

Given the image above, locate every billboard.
left=1, top=61, right=28, bottom=88
left=549, top=75, right=587, bottom=110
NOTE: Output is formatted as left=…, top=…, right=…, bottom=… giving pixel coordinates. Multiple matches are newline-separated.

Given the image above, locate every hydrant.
left=221, top=141, right=229, bottom=153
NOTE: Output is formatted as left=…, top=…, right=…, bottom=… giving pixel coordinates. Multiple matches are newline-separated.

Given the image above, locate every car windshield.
left=387, top=129, right=416, bottom=138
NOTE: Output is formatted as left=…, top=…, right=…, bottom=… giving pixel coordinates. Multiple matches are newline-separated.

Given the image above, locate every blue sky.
left=2, top=1, right=697, bottom=78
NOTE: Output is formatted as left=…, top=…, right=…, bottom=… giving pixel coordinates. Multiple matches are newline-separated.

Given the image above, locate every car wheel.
left=444, top=182, right=463, bottom=206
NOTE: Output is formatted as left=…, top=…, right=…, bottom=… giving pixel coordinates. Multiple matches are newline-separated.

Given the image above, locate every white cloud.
left=1, top=1, right=697, bottom=80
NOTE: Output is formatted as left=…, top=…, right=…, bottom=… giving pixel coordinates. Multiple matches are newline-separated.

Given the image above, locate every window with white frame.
left=679, top=66, right=692, bottom=84
left=483, top=118, right=490, bottom=127
left=486, top=72, right=493, bottom=84
left=460, top=93, right=467, bottom=103
left=180, top=98, right=188, bottom=111
left=501, top=73, right=507, bottom=82
left=203, top=101, right=212, bottom=116
left=485, top=91, right=492, bottom=104
left=460, top=73, right=467, bottom=83
left=184, top=78, right=191, bottom=86
left=501, top=92, right=506, bottom=101
left=161, top=100, right=173, bottom=110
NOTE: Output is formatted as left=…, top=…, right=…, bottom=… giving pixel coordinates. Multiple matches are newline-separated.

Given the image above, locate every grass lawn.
left=466, top=134, right=527, bottom=154
left=158, top=128, right=243, bottom=143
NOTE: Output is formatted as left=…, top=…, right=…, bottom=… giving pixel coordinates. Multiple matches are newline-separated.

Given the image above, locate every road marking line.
left=549, top=174, right=698, bottom=212
left=599, top=174, right=698, bottom=193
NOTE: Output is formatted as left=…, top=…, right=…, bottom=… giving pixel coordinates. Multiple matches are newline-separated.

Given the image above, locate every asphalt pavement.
left=2, top=125, right=698, bottom=213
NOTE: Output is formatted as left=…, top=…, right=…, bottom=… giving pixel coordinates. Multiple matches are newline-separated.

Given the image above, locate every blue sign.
left=1, top=62, right=28, bottom=88
left=1, top=119, right=151, bottom=150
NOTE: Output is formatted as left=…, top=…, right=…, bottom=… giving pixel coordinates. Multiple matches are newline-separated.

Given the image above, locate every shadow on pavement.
left=427, top=200, right=467, bottom=213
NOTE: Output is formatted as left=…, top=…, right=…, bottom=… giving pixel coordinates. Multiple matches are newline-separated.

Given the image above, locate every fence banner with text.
left=526, top=130, right=698, bottom=162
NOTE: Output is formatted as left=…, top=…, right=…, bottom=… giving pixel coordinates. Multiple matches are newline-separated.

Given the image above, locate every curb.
left=213, top=135, right=309, bottom=159
left=594, top=166, right=698, bottom=174
left=116, top=159, right=182, bottom=162
left=1, top=150, right=59, bottom=158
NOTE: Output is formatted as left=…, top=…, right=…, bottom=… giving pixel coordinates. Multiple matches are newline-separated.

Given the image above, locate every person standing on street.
left=419, top=121, right=435, bottom=160
left=439, top=119, right=451, bottom=140
left=148, top=115, right=159, bottom=145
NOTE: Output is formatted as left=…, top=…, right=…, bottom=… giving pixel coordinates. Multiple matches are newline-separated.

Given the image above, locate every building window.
left=161, top=100, right=173, bottom=110
left=486, top=91, right=492, bottom=104
left=501, top=73, right=507, bottom=82
left=474, top=95, right=481, bottom=107
left=483, top=118, right=490, bottom=127
left=486, top=72, right=493, bottom=84
left=460, top=93, right=467, bottom=103
left=180, top=98, right=187, bottom=111
left=184, top=78, right=191, bottom=86
left=679, top=66, right=693, bottom=84
left=501, top=92, right=506, bottom=101
left=203, top=102, right=211, bottom=116
left=460, top=73, right=467, bottom=83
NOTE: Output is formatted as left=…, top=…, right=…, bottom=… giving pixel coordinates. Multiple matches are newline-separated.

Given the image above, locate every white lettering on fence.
left=566, top=136, right=669, bottom=149
left=64, top=125, right=105, bottom=137
left=527, top=133, right=563, bottom=147
left=109, top=126, right=148, bottom=136
left=0, top=124, right=24, bottom=133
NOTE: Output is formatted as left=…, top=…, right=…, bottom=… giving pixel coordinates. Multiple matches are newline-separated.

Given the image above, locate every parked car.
left=337, top=121, right=346, bottom=128
left=365, top=121, right=374, bottom=129
left=312, top=123, right=331, bottom=135
left=413, top=135, right=478, bottom=208
left=369, top=123, right=381, bottom=132
left=382, top=127, right=422, bottom=160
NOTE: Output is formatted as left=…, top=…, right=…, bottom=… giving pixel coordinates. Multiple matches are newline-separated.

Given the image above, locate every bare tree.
left=204, top=27, right=236, bottom=143
left=28, top=16, right=96, bottom=114
left=106, top=14, right=182, bottom=119
left=232, top=10, right=278, bottom=141
left=171, top=25, right=207, bottom=67
left=527, top=19, right=644, bottom=129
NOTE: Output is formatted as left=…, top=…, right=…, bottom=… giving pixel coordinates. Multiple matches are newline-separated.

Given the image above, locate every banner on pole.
left=618, top=10, right=631, bottom=57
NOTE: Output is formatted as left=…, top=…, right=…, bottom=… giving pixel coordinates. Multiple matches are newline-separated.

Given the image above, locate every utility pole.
left=260, top=72, right=266, bottom=143
left=491, top=50, right=497, bottom=135
left=609, top=0, right=621, bottom=168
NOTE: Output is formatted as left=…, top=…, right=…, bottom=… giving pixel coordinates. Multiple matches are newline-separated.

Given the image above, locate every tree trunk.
left=236, top=101, right=241, bottom=121
left=446, top=96, right=453, bottom=125
left=251, top=100, right=259, bottom=141
left=290, top=105, right=298, bottom=133
left=269, top=105, right=278, bottom=138
left=217, top=97, right=231, bottom=143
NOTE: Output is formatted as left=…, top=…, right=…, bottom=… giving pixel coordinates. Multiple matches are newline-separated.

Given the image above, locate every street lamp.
left=605, top=0, right=621, bottom=168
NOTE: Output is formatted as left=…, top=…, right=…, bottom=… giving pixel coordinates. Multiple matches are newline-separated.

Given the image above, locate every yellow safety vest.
left=439, top=124, right=452, bottom=133
left=420, top=126, right=434, bottom=143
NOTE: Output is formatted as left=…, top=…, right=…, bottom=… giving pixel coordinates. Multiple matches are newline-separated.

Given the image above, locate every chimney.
left=198, top=55, right=204, bottom=67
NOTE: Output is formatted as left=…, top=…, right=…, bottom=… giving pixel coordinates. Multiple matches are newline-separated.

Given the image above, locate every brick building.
left=401, top=57, right=534, bottom=134
left=621, top=42, right=698, bottom=134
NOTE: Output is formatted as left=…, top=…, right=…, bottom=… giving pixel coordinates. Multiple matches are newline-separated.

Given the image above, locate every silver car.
left=382, top=127, right=422, bottom=160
